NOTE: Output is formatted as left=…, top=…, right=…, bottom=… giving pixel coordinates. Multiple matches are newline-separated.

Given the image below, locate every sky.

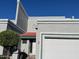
left=0, top=0, right=79, bottom=19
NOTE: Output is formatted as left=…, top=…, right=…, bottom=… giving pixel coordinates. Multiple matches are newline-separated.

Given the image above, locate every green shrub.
left=0, top=30, right=19, bottom=59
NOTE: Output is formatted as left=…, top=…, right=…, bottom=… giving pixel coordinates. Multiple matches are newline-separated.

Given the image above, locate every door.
left=41, top=34, right=79, bottom=59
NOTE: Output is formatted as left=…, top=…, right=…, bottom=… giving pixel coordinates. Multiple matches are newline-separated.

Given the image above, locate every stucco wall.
left=0, top=20, right=8, bottom=32
left=27, top=17, right=37, bottom=32
left=27, top=16, right=65, bottom=32
left=38, top=22, right=79, bottom=33
left=0, top=46, right=3, bottom=55
left=37, top=19, right=79, bottom=59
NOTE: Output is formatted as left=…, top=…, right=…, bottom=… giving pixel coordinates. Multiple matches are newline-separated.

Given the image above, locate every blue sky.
left=0, top=0, right=79, bottom=19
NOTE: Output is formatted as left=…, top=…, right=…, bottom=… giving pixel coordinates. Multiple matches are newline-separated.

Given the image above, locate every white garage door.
left=42, top=34, right=79, bottom=59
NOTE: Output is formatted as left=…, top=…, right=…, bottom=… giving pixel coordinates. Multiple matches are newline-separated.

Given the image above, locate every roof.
left=19, top=32, right=36, bottom=37
left=18, top=32, right=36, bottom=39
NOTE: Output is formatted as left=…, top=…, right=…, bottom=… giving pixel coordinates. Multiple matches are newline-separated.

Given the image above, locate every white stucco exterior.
left=27, top=17, right=37, bottom=32
left=37, top=19, right=79, bottom=59
left=1, top=0, right=79, bottom=59
left=0, top=46, right=3, bottom=55
left=21, top=40, right=30, bottom=54
left=32, top=43, right=36, bottom=55
left=0, top=19, right=8, bottom=32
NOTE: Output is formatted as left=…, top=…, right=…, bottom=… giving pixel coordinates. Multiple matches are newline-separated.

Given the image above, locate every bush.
left=0, top=30, right=19, bottom=59
left=0, top=30, right=19, bottom=46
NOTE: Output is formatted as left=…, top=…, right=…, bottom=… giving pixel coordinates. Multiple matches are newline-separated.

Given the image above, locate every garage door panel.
left=42, top=38, right=79, bottom=59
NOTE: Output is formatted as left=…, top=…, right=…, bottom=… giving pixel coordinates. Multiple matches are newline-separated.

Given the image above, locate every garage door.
left=42, top=34, right=79, bottom=59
